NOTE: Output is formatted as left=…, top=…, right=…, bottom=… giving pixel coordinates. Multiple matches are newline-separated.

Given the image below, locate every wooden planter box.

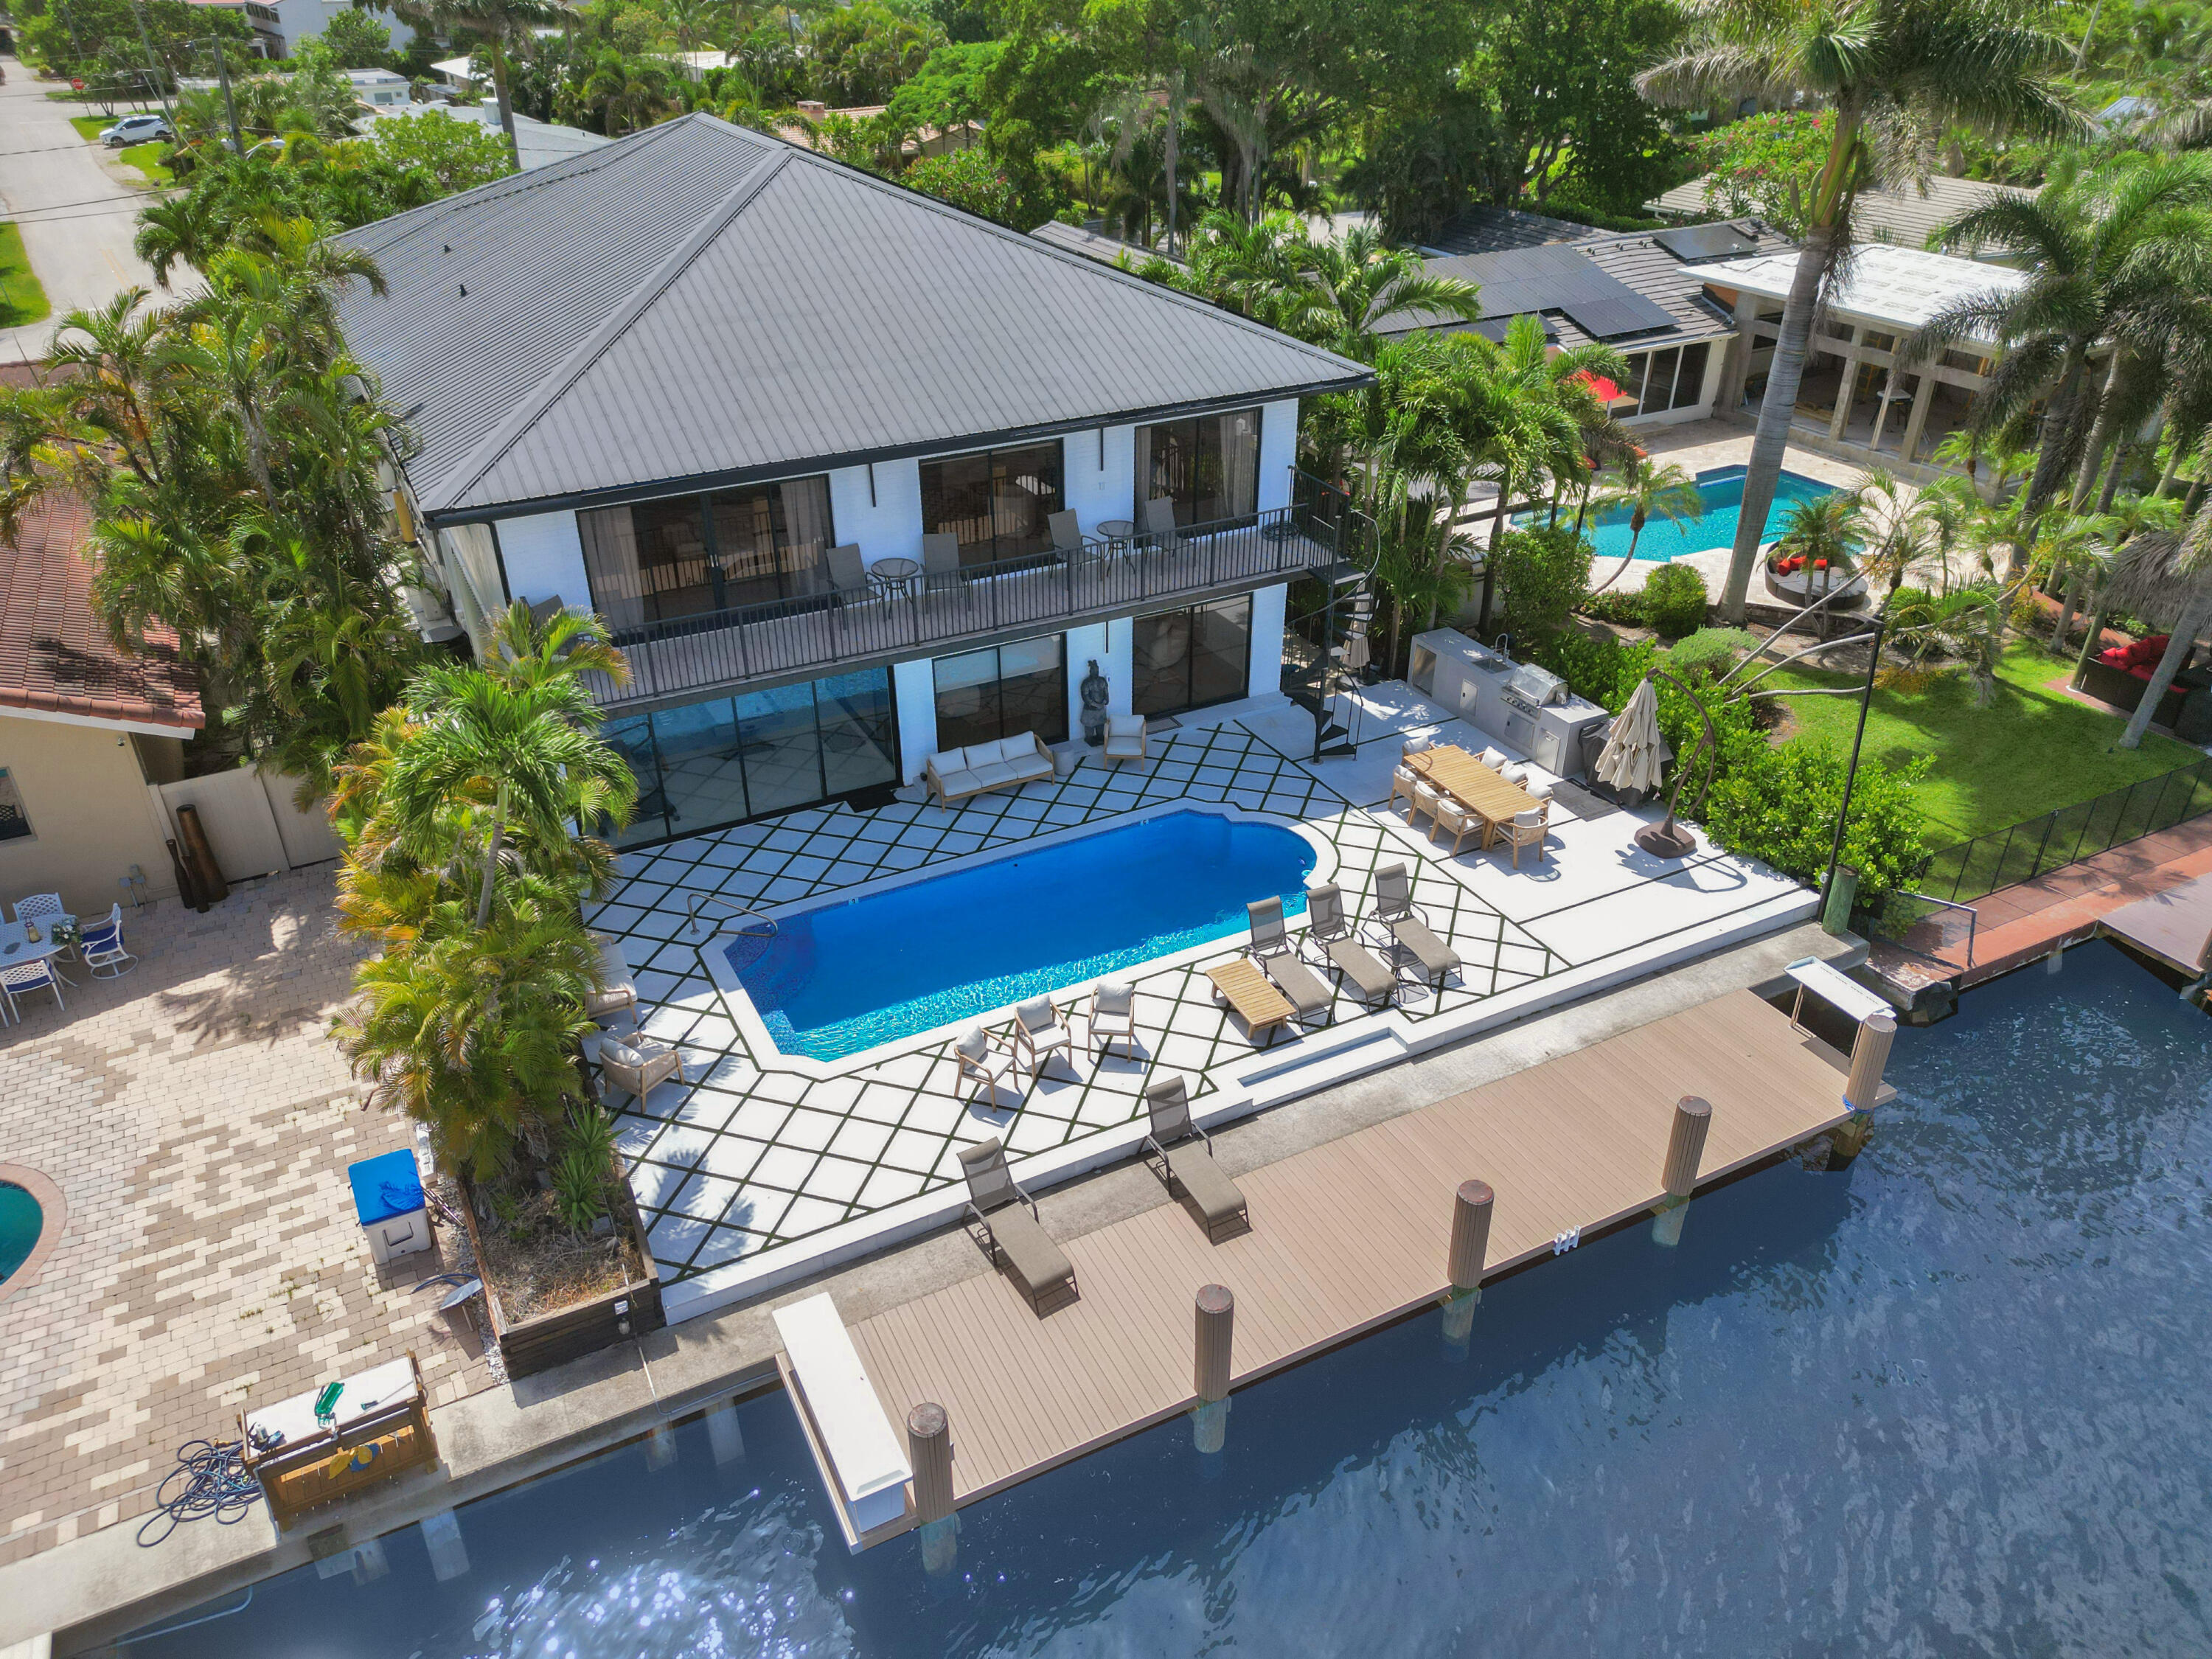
left=456, top=1163, right=664, bottom=1381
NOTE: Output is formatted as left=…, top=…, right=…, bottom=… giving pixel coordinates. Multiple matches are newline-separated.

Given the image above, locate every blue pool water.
left=0, top=1181, right=39, bottom=1281
left=113, top=943, right=2212, bottom=1656
left=1581, top=464, right=1837, bottom=561
left=732, top=810, right=1318, bottom=1060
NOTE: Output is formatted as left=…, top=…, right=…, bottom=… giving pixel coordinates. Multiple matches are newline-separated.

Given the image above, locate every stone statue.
left=1079, top=658, right=1110, bottom=746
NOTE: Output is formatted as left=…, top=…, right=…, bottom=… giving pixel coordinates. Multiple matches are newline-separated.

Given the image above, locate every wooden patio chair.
left=958, top=1138, right=1078, bottom=1315
left=1497, top=808, right=1548, bottom=870
left=955, top=1025, right=1020, bottom=1104
left=1089, top=981, right=1138, bottom=1060
left=1012, top=995, right=1074, bottom=1075
left=596, top=1037, right=686, bottom=1106
left=1142, top=1074, right=1251, bottom=1242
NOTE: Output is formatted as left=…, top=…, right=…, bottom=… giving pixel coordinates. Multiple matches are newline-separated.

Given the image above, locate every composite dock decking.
left=824, top=988, right=1863, bottom=1543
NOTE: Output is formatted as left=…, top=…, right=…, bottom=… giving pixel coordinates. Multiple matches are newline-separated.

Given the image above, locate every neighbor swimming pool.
left=1579, top=463, right=1837, bottom=561
left=0, top=1181, right=40, bottom=1283
left=728, top=810, right=1318, bottom=1061
left=111, top=942, right=2212, bottom=1656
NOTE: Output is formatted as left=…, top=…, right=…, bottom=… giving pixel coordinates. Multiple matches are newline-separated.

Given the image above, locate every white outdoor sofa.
left=924, top=731, right=1055, bottom=804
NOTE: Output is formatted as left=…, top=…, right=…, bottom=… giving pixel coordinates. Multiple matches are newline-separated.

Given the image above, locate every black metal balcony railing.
left=588, top=504, right=1340, bottom=706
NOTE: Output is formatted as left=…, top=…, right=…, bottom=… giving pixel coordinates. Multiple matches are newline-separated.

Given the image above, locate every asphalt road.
left=0, top=58, right=166, bottom=364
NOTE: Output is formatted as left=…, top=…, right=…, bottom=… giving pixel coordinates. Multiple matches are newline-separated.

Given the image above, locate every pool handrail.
left=684, top=891, right=779, bottom=942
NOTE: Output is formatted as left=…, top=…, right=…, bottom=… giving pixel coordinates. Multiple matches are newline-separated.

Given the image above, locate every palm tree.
left=1589, top=455, right=1703, bottom=596
left=392, top=0, right=580, bottom=166
left=1293, top=226, right=1484, bottom=361
left=2100, top=501, right=2212, bottom=745
left=1771, top=489, right=1860, bottom=601
left=2063, top=491, right=2188, bottom=677
left=1908, top=151, right=2212, bottom=558
left=1638, top=0, right=2079, bottom=623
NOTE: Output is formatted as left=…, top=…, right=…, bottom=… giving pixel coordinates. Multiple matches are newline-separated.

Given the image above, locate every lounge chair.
left=1205, top=959, right=1295, bottom=1046
left=597, top=1037, right=686, bottom=1106
left=1089, top=981, right=1138, bottom=1060
left=1371, top=863, right=1461, bottom=987
left=1304, top=883, right=1397, bottom=1006
left=1103, top=714, right=1147, bottom=765
left=958, top=1138, right=1078, bottom=1315
left=955, top=1025, right=1020, bottom=1102
left=1142, top=1074, right=1251, bottom=1242
left=77, top=903, right=136, bottom=979
left=1245, top=898, right=1332, bottom=1022
left=1498, top=807, right=1547, bottom=870
left=921, top=532, right=962, bottom=578
left=1012, top=995, right=1074, bottom=1075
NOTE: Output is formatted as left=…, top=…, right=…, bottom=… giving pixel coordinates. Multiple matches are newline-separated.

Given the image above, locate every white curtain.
left=439, top=524, right=501, bottom=654
left=577, top=506, right=647, bottom=632
left=1218, top=408, right=1259, bottom=518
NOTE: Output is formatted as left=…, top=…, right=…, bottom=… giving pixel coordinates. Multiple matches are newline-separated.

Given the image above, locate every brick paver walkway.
left=0, top=869, right=495, bottom=1568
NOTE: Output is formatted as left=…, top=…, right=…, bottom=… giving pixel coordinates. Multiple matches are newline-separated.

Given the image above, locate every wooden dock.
left=810, top=988, right=1869, bottom=1545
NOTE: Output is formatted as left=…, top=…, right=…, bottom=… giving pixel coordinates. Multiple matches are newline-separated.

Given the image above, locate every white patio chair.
left=954, top=1026, right=1019, bottom=1103
left=1409, top=782, right=1443, bottom=832
left=1402, top=735, right=1432, bottom=759
left=78, top=903, right=136, bottom=978
left=1012, top=996, right=1074, bottom=1075
left=1089, top=980, right=1138, bottom=1060
left=1103, top=714, right=1147, bottom=765
left=0, top=957, right=65, bottom=1018
left=13, top=891, right=69, bottom=956
left=1477, top=748, right=1508, bottom=771
left=1390, top=765, right=1419, bottom=813
left=1499, top=762, right=1531, bottom=787
left=1431, top=796, right=1483, bottom=855
left=1498, top=808, right=1547, bottom=870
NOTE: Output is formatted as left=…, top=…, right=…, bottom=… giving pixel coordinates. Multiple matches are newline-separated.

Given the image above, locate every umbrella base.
left=1635, top=821, right=1697, bottom=859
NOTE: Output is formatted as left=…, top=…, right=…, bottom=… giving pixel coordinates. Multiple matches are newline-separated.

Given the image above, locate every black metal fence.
left=1915, top=757, right=2212, bottom=904
left=590, top=502, right=1339, bottom=706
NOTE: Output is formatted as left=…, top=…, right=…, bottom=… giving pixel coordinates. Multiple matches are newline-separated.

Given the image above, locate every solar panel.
left=1451, top=243, right=1675, bottom=339
left=1558, top=292, right=1676, bottom=340
left=1654, top=222, right=1762, bottom=262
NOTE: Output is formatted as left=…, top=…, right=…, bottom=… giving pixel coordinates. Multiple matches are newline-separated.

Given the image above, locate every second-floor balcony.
left=591, top=503, right=1347, bottom=707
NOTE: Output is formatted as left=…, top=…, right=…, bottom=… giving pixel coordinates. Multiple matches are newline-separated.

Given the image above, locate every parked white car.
left=99, top=112, right=173, bottom=147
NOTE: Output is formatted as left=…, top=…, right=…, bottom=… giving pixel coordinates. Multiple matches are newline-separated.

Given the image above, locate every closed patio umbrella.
left=1595, top=677, right=1669, bottom=797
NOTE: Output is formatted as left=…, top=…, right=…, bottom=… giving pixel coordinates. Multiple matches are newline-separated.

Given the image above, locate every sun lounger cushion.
left=1261, top=952, right=1332, bottom=1018
left=1325, top=938, right=1397, bottom=1001
left=1164, top=1142, right=1247, bottom=1232
left=1391, top=917, right=1460, bottom=978
left=984, top=1203, right=1074, bottom=1304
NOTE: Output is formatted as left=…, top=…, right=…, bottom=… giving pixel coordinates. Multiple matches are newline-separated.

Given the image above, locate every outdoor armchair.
left=1140, top=495, right=1182, bottom=552
left=0, top=957, right=64, bottom=1020
left=1498, top=808, right=1547, bottom=870
left=955, top=1024, right=1020, bottom=1103
left=1102, top=714, right=1147, bottom=765
left=958, top=1138, right=1077, bottom=1314
left=597, top=1037, right=686, bottom=1106
left=1142, top=1074, right=1250, bottom=1243
left=1088, top=981, right=1138, bottom=1060
left=1012, top=996, right=1074, bottom=1074
left=77, top=903, right=136, bottom=979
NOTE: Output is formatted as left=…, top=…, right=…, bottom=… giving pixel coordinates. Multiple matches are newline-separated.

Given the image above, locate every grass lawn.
left=117, top=140, right=174, bottom=185
left=1763, top=641, right=2202, bottom=844
left=0, top=224, right=49, bottom=327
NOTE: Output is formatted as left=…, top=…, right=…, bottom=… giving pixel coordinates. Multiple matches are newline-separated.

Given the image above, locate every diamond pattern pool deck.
left=588, top=692, right=1817, bottom=1315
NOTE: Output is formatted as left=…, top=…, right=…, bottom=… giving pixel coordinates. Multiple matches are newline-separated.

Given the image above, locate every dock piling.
left=1832, top=1010, right=1896, bottom=1167
left=1441, top=1180, right=1492, bottom=1354
left=1192, top=1284, right=1234, bottom=1454
left=907, top=1402, right=959, bottom=1575
left=1652, top=1095, right=1711, bottom=1247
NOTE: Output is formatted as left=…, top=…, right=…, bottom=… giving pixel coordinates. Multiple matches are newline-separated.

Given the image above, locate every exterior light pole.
left=1819, top=588, right=1896, bottom=917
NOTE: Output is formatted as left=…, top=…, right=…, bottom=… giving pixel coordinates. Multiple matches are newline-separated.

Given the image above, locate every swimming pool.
left=114, top=942, right=2212, bottom=1656
left=728, top=810, right=1318, bottom=1061
left=0, top=1181, right=39, bottom=1282
left=1580, top=464, right=1837, bottom=561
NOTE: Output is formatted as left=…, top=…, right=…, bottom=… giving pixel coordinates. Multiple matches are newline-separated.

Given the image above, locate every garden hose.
left=136, top=1437, right=262, bottom=1547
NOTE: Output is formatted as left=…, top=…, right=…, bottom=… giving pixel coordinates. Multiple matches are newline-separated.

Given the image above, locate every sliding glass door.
left=608, top=666, right=897, bottom=846
left=1133, top=408, right=1261, bottom=528
left=919, top=442, right=1065, bottom=568
left=1131, top=596, right=1253, bottom=717
left=932, top=635, right=1068, bottom=750
left=577, top=474, right=834, bottom=631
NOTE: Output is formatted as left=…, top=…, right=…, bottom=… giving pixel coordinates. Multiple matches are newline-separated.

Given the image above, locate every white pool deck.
left=585, top=685, right=1818, bottom=1323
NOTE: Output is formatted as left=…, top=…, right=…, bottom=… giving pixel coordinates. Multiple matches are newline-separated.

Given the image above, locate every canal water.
left=113, top=941, right=2212, bottom=1656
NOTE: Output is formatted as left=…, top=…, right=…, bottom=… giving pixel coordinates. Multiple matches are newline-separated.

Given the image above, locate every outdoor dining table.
left=1405, top=745, right=1541, bottom=846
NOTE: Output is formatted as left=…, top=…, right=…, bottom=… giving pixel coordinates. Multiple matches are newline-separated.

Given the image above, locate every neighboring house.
left=0, top=491, right=201, bottom=914
left=1649, top=173, right=2037, bottom=262
left=1683, top=241, right=2034, bottom=469
left=1028, top=220, right=1175, bottom=270
left=337, top=114, right=1368, bottom=849
left=234, top=0, right=413, bottom=58
left=1419, top=203, right=1603, bottom=257
left=345, top=69, right=413, bottom=111
left=1378, top=220, right=1798, bottom=431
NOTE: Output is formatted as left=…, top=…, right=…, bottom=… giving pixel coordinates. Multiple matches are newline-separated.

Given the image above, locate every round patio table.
left=868, top=556, right=922, bottom=597
left=1096, top=518, right=1136, bottom=543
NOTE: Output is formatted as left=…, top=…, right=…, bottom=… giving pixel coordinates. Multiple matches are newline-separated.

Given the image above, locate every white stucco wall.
left=891, top=657, right=937, bottom=782
left=1062, top=426, right=1136, bottom=538
left=828, top=459, right=925, bottom=566
left=1258, top=400, right=1299, bottom=512
left=1247, top=582, right=1288, bottom=700
left=495, top=510, right=591, bottom=611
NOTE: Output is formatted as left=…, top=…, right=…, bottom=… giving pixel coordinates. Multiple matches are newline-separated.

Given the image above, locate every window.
left=1131, top=595, right=1253, bottom=717
left=933, top=635, right=1068, bottom=751
left=577, top=474, right=833, bottom=632
left=0, top=769, right=30, bottom=842
left=919, top=442, right=1064, bottom=568
left=608, top=667, right=898, bottom=846
left=1134, top=408, right=1261, bottom=527
left=1618, top=342, right=1711, bottom=417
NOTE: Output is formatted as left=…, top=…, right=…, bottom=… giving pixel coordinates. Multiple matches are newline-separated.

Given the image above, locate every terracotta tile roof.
left=0, top=490, right=203, bottom=732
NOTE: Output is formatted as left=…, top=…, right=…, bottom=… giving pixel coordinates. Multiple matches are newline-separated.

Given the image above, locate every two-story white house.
left=338, top=114, right=1369, bottom=849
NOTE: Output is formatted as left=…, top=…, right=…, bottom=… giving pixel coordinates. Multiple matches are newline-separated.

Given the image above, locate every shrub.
left=903, top=148, right=1020, bottom=225
left=1492, top=524, right=1593, bottom=639
left=1528, top=626, right=1654, bottom=712
left=1577, top=590, right=1646, bottom=629
left=1641, top=562, right=1709, bottom=639
left=1665, top=627, right=1760, bottom=676
left=1701, top=739, right=1930, bottom=902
